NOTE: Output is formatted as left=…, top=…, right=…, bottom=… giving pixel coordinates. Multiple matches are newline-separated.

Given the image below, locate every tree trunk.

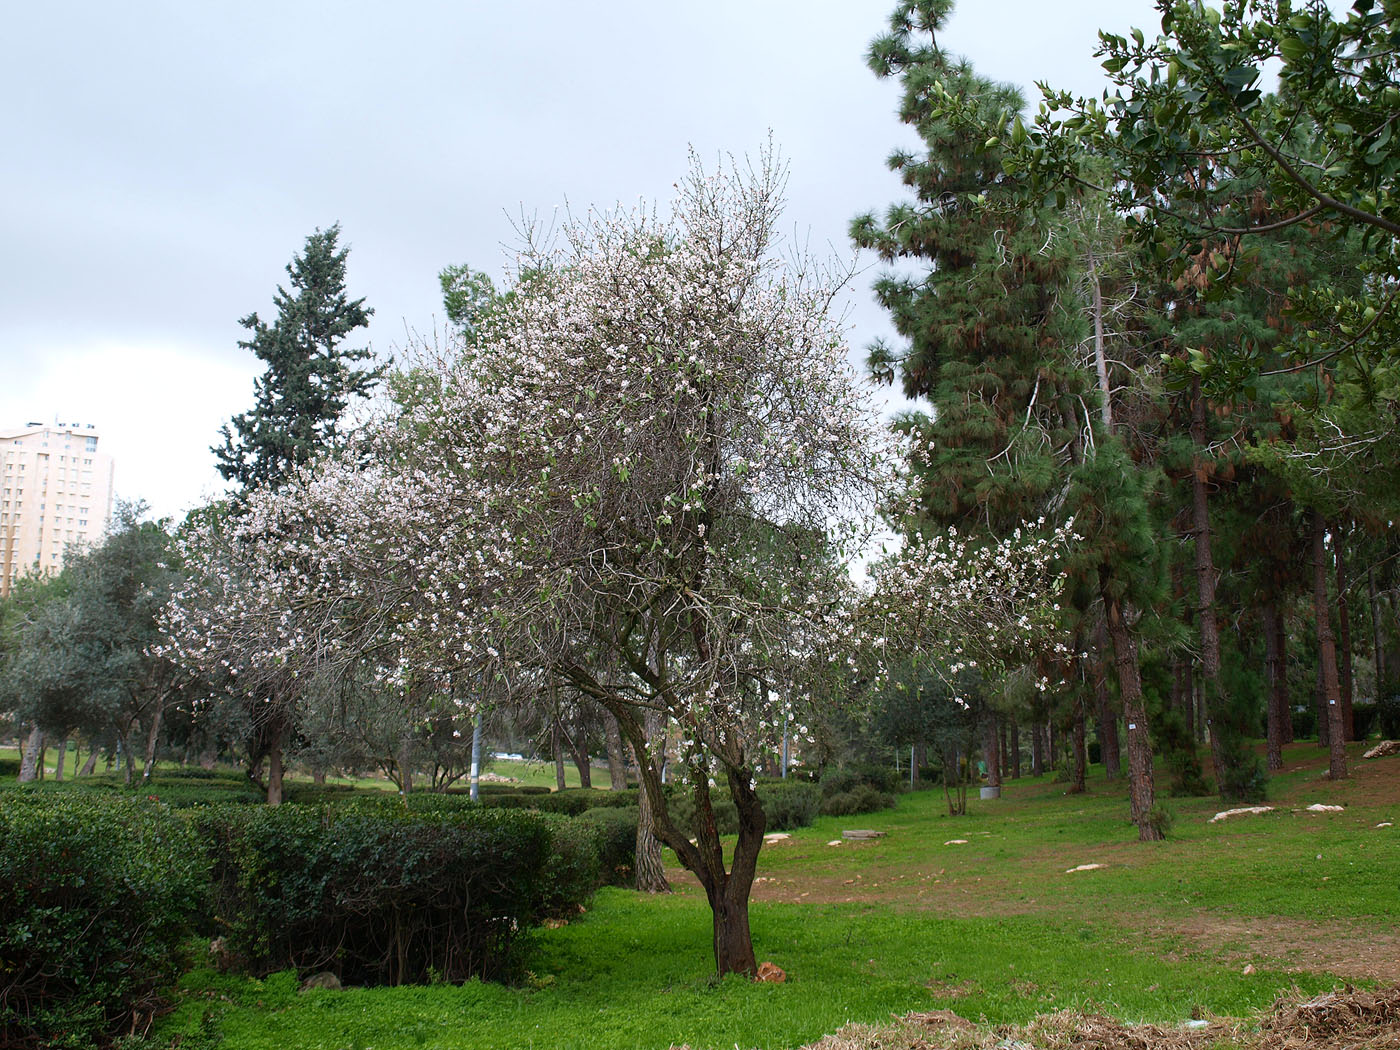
left=1264, top=601, right=1285, bottom=771
left=1030, top=721, right=1044, bottom=777
left=634, top=708, right=670, bottom=893
left=1370, top=568, right=1387, bottom=693
left=1103, top=591, right=1163, bottom=840
left=1008, top=719, right=1021, bottom=778
left=142, top=696, right=166, bottom=782
left=79, top=747, right=98, bottom=777
left=398, top=731, right=416, bottom=794
left=552, top=721, right=567, bottom=790
left=570, top=739, right=592, bottom=789
left=469, top=712, right=483, bottom=802
left=1275, top=609, right=1294, bottom=744
left=312, top=769, right=327, bottom=786
left=1190, top=381, right=1227, bottom=792
left=981, top=711, right=1001, bottom=793
left=1335, top=524, right=1355, bottom=740
left=1069, top=696, right=1087, bottom=794
left=604, top=712, right=628, bottom=790
left=1312, top=513, right=1349, bottom=779
left=267, top=737, right=286, bottom=806
left=616, top=700, right=760, bottom=975
left=998, top=722, right=1010, bottom=780
left=709, top=888, right=757, bottom=977
left=52, top=735, right=68, bottom=781
left=1315, top=656, right=1329, bottom=749
left=1093, top=616, right=1120, bottom=780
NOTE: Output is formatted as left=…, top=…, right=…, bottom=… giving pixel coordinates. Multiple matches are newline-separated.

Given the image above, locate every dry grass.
left=790, top=985, right=1400, bottom=1050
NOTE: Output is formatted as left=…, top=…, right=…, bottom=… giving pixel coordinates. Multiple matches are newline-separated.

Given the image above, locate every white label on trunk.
left=1329, top=699, right=1336, bottom=704
left=1128, top=723, right=1137, bottom=730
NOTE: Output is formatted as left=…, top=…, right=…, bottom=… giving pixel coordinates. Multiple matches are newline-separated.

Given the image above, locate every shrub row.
left=188, top=804, right=598, bottom=987
left=0, top=793, right=207, bottom=1050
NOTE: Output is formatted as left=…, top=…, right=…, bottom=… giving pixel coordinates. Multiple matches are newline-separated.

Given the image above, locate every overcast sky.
left=1, top=0, right=1164, bottom=523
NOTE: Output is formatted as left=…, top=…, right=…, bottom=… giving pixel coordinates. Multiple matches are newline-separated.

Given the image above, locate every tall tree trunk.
left=267, top=737, right=286, bottom=805
left=998, top=722, right=1010, bottom=780
left=981, top=711, right=1001, bottom=794
left=52, top=734, right=68, bottom=781
left=1190, top=381, right=1228, bottom=792
left=1008, top=719, right=1021, bottom=778
left=552, top=720, right=567, bottom=791
left=398, top=731, right=415, bottom=794
left=1312, top=513, right=1348, bottom=779
left=1275, top=609, right=1294, bottom=744
left=1315, top=657, right=1330, bottom=749
left=142, top=695, right=167, bottom=782
left=1103, top=591, right=1163, bottom=840
left=79, top=746, right=98, bottom=777
left=634, top=708, right=670, bottom=893
left=1264, top=601, right=1285, bottom=771
left=1069, top=695, right=1087, bottom=794
left=1030, top=721, right=1044, bottom=777
left=1088, top=244, right=1114, bottom=428
left=570, top=735, right=592, bottom=789
left=469, top=712, right=483, bottom=802
left=605, top=712, right=628, bottom=790
left=1335, top=524, right=1355, bottom=740
left=1093, top=616, right=1121, bottom=780
left=1370, top=568, right=1388, bottom=693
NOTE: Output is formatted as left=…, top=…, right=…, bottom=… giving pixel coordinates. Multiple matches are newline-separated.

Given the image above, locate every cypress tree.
left=214, top=224, right=378, bottom=493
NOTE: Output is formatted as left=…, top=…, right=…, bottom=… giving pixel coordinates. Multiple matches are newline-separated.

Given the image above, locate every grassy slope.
left=151, top=741, right=1399, bottom=1049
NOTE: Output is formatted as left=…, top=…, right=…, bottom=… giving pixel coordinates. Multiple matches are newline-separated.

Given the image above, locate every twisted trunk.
left=604, top=712, right=628, bottom=790
left=634, top=708, right=670, bottom=893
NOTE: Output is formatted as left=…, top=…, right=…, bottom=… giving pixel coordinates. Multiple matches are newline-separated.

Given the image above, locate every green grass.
left=143, top=740, right=1398, bottom=1050
left=156, top=891, right=1339, bottom=1050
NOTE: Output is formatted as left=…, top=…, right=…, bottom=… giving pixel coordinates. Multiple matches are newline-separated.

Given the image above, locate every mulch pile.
left=787, top=985, right=1400, bottom=1050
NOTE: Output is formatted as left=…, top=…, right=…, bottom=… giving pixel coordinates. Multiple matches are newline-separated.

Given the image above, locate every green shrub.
left=476, top=786, right=639, bottom=815
left=577, top=806, right=638, bottom=884
left=0, top=793, right=206, bottom=1049
left=1351, top=701, right=1378, bottom=739
left=1291, top=705, right=1317, bottom=740
left=819, top=783, right=897, bottom=817
left=190, top=804, right=589, bottom=986
left=1148, top=802, right=1176, bottom=838
left=541, top=815, right=604, bottom=914
left=819, top=763, right=901, bottom=799
left=758, top=781, right=820, bottom=830
left=666, top=790, right=740, bottom=837
left=1379, top=694, right=1400, bottom=738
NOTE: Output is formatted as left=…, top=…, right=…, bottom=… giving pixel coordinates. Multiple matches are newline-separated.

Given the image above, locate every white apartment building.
left=0, top=422, right=115, bottom=597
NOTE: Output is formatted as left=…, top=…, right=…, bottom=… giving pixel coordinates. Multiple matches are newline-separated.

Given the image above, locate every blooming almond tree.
left=863, top=518, right=1079, bottom=705
left=168, top=149, right=896, bottom=976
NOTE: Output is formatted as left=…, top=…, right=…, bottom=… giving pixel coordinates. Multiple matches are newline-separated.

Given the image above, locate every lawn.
left=146, top=740, right=1399, bottom=1050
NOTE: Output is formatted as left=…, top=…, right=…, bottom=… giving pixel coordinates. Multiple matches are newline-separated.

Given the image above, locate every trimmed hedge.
left=0, top=793, right=207, bottom=1050
left=189, top=804, right=594, bottom=986
left=577, top=806, right=639, bottom=883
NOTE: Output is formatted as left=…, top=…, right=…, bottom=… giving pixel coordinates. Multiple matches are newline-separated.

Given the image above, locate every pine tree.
left=214, top=224, right=378, bottom=492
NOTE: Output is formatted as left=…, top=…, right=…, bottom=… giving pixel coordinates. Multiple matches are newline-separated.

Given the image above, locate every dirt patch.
left=799, top=985, right=1400, bottom=1050
left=1151, top=913, right=1400, bottom=984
